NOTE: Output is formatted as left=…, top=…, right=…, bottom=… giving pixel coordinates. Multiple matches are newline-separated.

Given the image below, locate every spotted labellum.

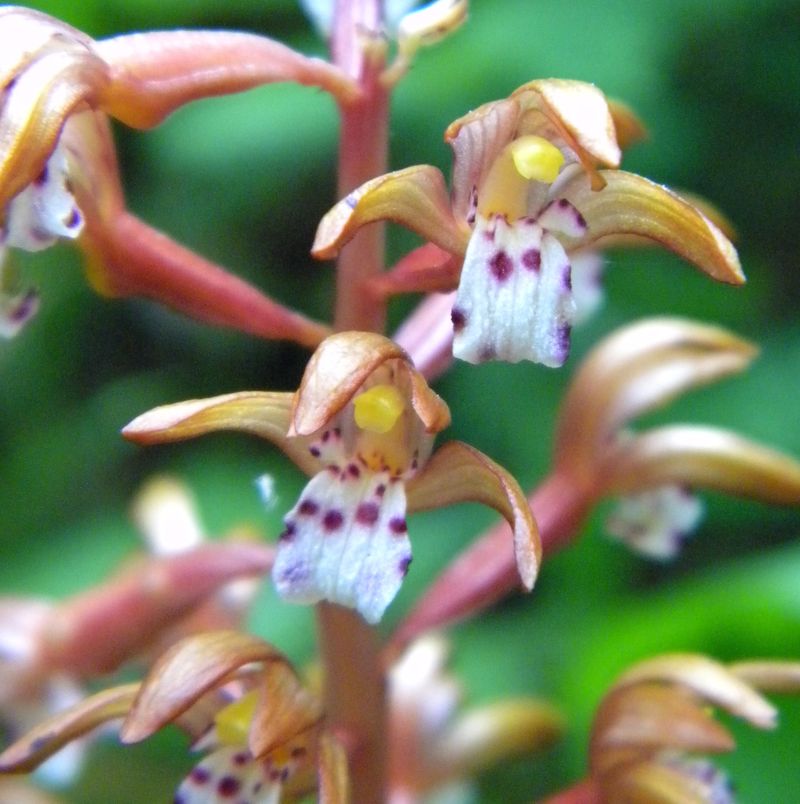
left=313, top=79, right=743, bottom=367
left=123, top=331, right=541, bottom=623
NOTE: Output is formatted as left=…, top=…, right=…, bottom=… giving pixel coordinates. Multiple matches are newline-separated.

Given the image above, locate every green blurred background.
left=2, top=0, right=799, bottom=801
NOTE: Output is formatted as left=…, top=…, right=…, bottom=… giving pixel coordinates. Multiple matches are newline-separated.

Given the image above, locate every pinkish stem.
left=390, top=472, right=592, bottom=651
left=540, top=778, right=603, bottom=804
left=331, top=0, right=390, bottom=333
left=317, top=3, right=391, bottom=802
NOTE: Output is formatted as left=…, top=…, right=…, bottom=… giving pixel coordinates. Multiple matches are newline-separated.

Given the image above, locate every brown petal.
left=311, top=166, right=468, bottom=260
left=96, top=30, right=359, bottom=128
left=428, top=699, right=563, bottom=786
left=291, top=331, right=450, bottom=436
left=249, top=660, right=323, bottom=759
left=603, top=759, right=715, bottom=804
left=318, top=731, right=350, bottom=804
left=730, top=661, right=800, bottom=694
left=122, top=391, right=319, bottom=476
left=512, top=79, right=622, bottom=179
left=555, top=318, right=756, bottom=484
left=0, top=37, right=109, bottom=210
left=591, top=684, right=735, bottom=764
left=560, top=169, right=744, bottom=284
left=611, top=654, right=777, bottom=729
left=40, top=543, right=274, bottom=678
left=120, top=631, right=288, bottom=743
left=600, top=424, right=800, bottom=506
left=406, top=441, right=540, bottom=589
left=0, top=684, right=138, bottom=772
left=607, top=98, right=648, bottom=151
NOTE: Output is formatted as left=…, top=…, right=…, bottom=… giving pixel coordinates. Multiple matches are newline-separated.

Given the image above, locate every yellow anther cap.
left=215, top=690, right=259, bottom=745
left=354, top=384, right=406, bottom=434
left=510, top=136, right=565, bottom=183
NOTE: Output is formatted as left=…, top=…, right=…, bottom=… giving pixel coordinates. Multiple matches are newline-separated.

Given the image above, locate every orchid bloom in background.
left=313, top=78, right=743, bottom=367
left=394, top=317, right=800, bottom=646
left=576, top=654, right=800, bottom=803
left=0, top=632, right=348, bottom=803
left=388, top=634, right=562, bottom=802
left=0, top=507, right=271, bottom=788
left=131, top=476, right=265, bottom=639
left=0, top=6, right=360, bottom=343
left=123, top=331, right=540, bottom=623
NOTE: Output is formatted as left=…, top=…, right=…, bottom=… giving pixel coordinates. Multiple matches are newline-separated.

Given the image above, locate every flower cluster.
left=1, top=2, right=799, bottom=802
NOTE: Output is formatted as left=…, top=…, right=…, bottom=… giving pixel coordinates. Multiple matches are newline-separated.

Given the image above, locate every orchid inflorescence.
left=1, top=1, right=799, bottom=802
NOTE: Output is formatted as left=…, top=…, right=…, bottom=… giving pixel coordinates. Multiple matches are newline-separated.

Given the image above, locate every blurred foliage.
left=2, top=0, right=799, bottom=801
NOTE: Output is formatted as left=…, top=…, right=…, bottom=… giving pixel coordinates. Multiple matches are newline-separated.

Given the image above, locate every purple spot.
left=389, top=517, right=407, bottom=535
left=375, top=484, right=386, bottom=497
left=522, top=248, right=541, bottom=271
left=347, top=464, right=361, bottom=478
left=333, top=427, right=341, bottom=438
left=309, top=445, right=321, bottom=457
left=280, top=563, right=309, bottom=584
left=217, top=775, right=240, bottom=797
left=556, top=323, right=571, bottom=361
left=562, top=266, right=572, bottom=290
left=399, top=556, right=412, bottom=576
left=173, top=796, right=186, bottom=804
left=34, top=166, right=49, bottom=186
left=279, top=522, right=296, bottom=542
left=451, top=307, right=467, bottom=332
left=479, top=345, right=497, bottom=362
left=356, top=502, right=379, bottom=526
left=9, top=290, right=39, bottom=323
left=322, top=430, right=330, bottom=442
left=190, top=766, right=210, bottom=785
left=482, top=227, right=496, bottom=242
left=66, top=209, right=81, bottom=229
left=298, top=499, right=319, bottom=516
left=558, top=198, right=570, bottom=209
left=31, top=734, right=52, bottom=752
left=488, top=251, right=513, bottom=281
left=269, top=768, right=282, bottom=781
left=323, top=510, right=344, bottom=532
left=233, top=752, right=249, bottom=766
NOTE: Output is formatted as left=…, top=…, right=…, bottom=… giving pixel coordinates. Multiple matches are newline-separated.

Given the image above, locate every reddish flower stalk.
left=321, top=2, right=391, bottom=801
left=540, top=778, right=603, bottom=804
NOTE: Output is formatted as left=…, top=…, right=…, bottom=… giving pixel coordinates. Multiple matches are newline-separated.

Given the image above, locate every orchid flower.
left=122, top=331, right=540, bottom=623
left=312, top=79, right=743, bottom=366
left=584, top=654, right=800, bottom=802
left=388, top=635, right=562, bottom=801
left=394, top=317, right=800, bottom=645
left=0, top=6, right=355, bottom=343
left=0, top=632, right=349, bottom=803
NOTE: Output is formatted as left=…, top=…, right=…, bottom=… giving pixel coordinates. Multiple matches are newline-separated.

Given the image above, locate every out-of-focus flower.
left=313, top=79, right=742, bottom=367
left=394, top=317, right=800, bottom=645
left=554, top=317, right=800, bottom=559
left=123, top=331, right=541, bottom=623
left=0, top=632, right=348, bottom=804
left=0, top=508, right=272, bottom=787
left=0, top=6, right=354, bottom=344
left=388, top=635, right=562, bottom=802
left=587, top=654, right=800, bottom=802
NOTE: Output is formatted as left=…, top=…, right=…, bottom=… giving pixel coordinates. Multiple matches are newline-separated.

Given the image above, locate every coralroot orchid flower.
left=583, top=654, right=800, bottom=802
left=0, top=6, right=355, bottom=343
left=0, top=536, right=272, bottom=787
left=388, top=635, right=562, bottom=801
left=312, top=79, right=743, bottom=366
left=0, top=632, right=349, bottom=803
left=123, top=331, right=540, bottom=623
left=394, top=317, right=800, bottom=645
